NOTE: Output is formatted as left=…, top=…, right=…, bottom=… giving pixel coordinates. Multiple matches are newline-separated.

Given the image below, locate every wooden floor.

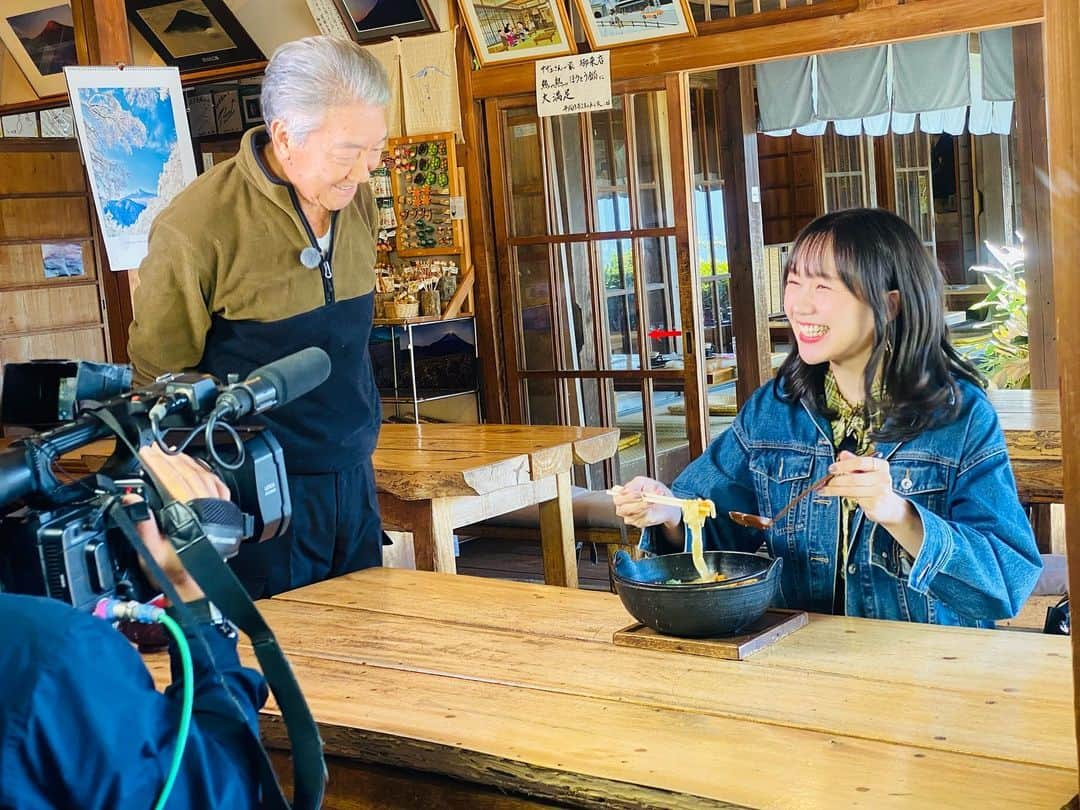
left=456, top=537, right=614, bottom=592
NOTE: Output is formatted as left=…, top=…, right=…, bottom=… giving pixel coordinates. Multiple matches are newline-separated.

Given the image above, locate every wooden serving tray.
left=612, top=609, right=808, bottom=660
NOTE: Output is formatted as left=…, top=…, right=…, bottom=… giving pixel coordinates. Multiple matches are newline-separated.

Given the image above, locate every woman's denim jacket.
left=643, top=378, right=1041, bottom=627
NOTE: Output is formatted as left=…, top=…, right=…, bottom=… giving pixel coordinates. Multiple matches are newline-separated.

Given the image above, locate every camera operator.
left=0, top=445, right=267, bottom=809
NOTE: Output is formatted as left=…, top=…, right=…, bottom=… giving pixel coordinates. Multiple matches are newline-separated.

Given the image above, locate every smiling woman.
left=614, top=208, right=1042, bottom=628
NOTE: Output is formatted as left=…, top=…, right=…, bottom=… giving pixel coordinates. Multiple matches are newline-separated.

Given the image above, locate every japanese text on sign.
left=535, top=51, right=612, bottom=118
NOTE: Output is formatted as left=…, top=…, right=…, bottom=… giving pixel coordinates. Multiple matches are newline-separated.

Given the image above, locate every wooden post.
left=1013, top=24, right=1056, bottom=390
left=715, top=67, right=770, bottom=406
left=71, top=0, right=135, bottom=363
left=1043, top=0, right=1080, bottom=791
left=665, top=72, right=708, bottom=457
left=454, top=9, right=508, bottom=424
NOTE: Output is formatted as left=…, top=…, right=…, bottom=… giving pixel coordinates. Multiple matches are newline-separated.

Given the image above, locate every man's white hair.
left=261, top=36, right=390, bottom=142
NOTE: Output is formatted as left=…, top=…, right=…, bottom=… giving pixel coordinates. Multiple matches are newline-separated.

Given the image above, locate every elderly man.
left=128, top=37, right=389, bottom=597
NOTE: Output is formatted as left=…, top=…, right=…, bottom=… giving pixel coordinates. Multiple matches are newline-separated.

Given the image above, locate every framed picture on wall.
left=126, top=0, right=264, bottom=73
left=572, top=0, right=696, bottom=50
left=65, top=66, right=199, bottom=270
left=457, top=0, right=575, bottom=67
left=331, top=0, right=439, bottom=44
left=0, top=1, right=78, bottom=98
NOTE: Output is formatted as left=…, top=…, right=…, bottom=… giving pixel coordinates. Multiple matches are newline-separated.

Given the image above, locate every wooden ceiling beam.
left=468, top=0, right=1042, bottom=99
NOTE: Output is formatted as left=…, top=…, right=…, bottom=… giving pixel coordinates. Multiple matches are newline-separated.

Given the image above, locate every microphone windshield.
left=252, top=347, right=331, bottom=407
left=299, top=247, right=322, bottom=269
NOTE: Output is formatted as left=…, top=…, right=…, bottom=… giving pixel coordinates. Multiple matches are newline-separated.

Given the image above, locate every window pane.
left=547, top=114, right=588, bottom=235
left=822, top=129, right=867, bottom=212
left=694, top=187, right=727, bottom=274
left=631, top=91, right=673, bottom=229
left=613, top=383, right=647, bottom=483
left=705, top=381, right=739, bottom=444
left=561, top=376, right=609, bottom=488
left=556, top=241, right=598, bottom=371
left=639, top=237, right=682, bottom=363
left=505, top=107, right=545, bottom=237
left=525, top=377, right=558, bottom=425
left=652, top=386, right=690, bottom=485
left=591, top=99, right=629, bottom=232
left=893, top=132, right=934, bottom=244
left=599, top=239, right=638, bottom=369
left=514, top=244, right=555, bottom=370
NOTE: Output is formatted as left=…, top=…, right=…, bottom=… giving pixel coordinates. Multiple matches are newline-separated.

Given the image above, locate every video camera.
left=0, top=347, right=331, bottom=611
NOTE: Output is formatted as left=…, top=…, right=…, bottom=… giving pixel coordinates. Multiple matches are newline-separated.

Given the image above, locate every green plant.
left=969, top=241, right=1029, bottom=389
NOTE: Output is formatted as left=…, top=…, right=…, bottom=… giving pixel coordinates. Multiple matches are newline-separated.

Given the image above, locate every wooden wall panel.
left=0, top=328, right=107, bottom=363
left=1, top=141, right=112, bottom=393
left=758, top=133, right=820, bottom=245
left=2, top=286, right=103, bottom=334
left=0, top=243, right=96, bottom=287
left=0, top=151, right=86, bottom=195
left=0, top=198, right=93, bottom=241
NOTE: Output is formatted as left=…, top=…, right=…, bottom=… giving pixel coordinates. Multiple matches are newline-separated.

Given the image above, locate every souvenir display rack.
left=368, top=132, right=478, bottom=421
left=370, top=130, right=475, bottom=326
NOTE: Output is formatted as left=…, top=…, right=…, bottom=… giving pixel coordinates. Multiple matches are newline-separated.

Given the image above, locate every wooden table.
left=988, top=388, right=1062, bottom=503
left=0, top=424, right=618, bottom=588
left=147, top=568, right=1077, bottom=809
left=373, top=424, right=619, bottom=588
left=945, top=283, right=992, bottom=311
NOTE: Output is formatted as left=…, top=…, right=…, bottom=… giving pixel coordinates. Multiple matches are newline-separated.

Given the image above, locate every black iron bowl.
left=612, top=550, right=783, bottom=638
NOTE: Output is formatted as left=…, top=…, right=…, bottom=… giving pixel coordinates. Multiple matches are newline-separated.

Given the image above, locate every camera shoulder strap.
left=92, top=410, right=326, bottom=810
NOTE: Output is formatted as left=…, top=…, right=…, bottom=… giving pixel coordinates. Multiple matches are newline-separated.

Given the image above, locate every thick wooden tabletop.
left=145, top=569, right=1076, bottom=809
left=372, top=424, right=619, bottom=500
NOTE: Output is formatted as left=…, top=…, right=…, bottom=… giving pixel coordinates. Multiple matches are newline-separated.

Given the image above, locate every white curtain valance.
left=981, top=28, right=1016, bottom=101
left=755, top=56, right=814, bottom=133
left=757, top=30, right=1015, bottom=138
left=816, top=47, right=889, bottom=121
left=892, top=35, right=970, bottom=114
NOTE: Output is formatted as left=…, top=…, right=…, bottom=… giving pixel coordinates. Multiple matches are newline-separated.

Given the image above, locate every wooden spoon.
left=728, top=473, right=834, bottom=530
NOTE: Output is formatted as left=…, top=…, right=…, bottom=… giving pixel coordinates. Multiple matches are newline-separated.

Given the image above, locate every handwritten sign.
left=535, top=51, right=612, bottom=118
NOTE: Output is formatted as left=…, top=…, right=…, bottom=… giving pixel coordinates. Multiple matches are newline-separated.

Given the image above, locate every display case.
left=369, top=316, right=480, bottom=423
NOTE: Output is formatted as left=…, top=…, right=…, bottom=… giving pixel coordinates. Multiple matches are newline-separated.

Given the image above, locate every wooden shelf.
left=374, top=314, right=449, bottom=326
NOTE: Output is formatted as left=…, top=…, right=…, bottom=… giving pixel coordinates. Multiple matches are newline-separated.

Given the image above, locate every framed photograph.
left=331, top=0, right=439, bottom=44
left=39, top=105, right=73, bottom=137
left=2, top=111, right=38, bottom=137
left=0, top=1, right=78, bottom=98
left=41, top=242, right=85, bottom=278
left=573, top=0, right=696, bottom=50
left=125, top=0, right=264, bottom=73
left=212, top=87, right=242, bottom=134
left=64, top=66, right=199, bottom=270
left=457, top=0, right=575, bottom=67
left=238, top=83, right=262, bottom=126
left=185, top=89, right=216, bottom=137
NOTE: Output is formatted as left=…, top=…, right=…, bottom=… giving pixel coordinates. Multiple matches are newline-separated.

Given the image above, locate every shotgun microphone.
left=212, top=347, right=332, bottom=420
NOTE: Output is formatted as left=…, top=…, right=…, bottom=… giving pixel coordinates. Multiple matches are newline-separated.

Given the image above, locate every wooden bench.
left=457, top=486, right=642, bottom=572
